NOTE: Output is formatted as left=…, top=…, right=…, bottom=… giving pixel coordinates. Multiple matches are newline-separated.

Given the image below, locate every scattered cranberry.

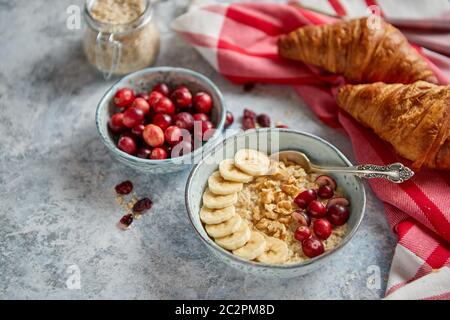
left=294, top=189, right=317, bottom=209
left=276, top=122, right=289, bottom=128
left=152, top=113, right=172, bottom=131
left=131, top=97, right=150, bottom=114
left=294, top=226, right=311, bottom=242
left=120, top=213, right=134, bottom=227
left=327, top=204, right=350, bottom=226
left=143, top=124, right=165, bottom=147
left=307, top=200, right=327, bottom=218
left=123, top=107, right=144, bottom=128
left=109, top=113, right=125, bottom=132
left=313, top=219, right=332, bottom=240
left=133, top=198, right=153, bottom=213
left=131, top=124, right=145, bottom=137
left=257, top=114, right=271, bottom=127
left=242, top=117, right=255, bottom=130
left=225, top=111, right=234, bottom=128
left=137, top=147, right=152, bottom=159
left=152, top=83, right=170, bottom=96
left=153, top=97, right=175, bottom=114
left=194, top=92, right=213, bottom=113
left=174, top=112, right=194, bottom=131
left=164, top=126, right=183, bottom=145
left=148, top=91, right=164, bottom=107
left=114, top=88, right=135, bottom=108
left=193, top=113, right=209, bottom=122
left=118, top=136, right=137, bottom=155
left=302, top=237, right=324, bottom=258
left=150, top=147, right=168, bottom=160
left=171, top=86, right=192, bottom=109
left=243, top=108, right=256, bottom=120
left=318, top=185, right=334, bottom=199
left=291, top=210, right=311, bottom=226
left=115, top=180, right=133, bottom=195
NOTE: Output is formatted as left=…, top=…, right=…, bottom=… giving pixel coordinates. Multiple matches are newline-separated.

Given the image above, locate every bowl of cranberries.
left=96, top=67, right=226, bottom=173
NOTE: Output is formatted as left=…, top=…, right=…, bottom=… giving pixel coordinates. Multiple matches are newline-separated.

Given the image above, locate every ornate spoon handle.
left=312, top=162, right=414, bottom=183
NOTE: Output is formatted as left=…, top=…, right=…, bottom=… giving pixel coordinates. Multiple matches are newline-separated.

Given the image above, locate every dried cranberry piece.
left=133, top=197, right=153, bottom=213
left=115, top=180, right=133, bottom=195
left=257, top=114, right=271, bottom=127
left=120, top=214, right=134, bottom=227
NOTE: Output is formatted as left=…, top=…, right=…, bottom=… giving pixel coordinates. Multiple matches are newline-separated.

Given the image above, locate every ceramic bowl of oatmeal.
left=185, top=128, right=366, bottom=277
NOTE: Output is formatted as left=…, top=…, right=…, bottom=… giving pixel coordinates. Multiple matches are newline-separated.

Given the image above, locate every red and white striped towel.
left=172, top=1, right=450, bottom=299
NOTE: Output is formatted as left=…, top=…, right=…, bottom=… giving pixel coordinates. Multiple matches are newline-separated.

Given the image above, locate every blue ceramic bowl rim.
left=185, top=128, right=366, bottom=270
left=95, top=67, right=227, bottom=165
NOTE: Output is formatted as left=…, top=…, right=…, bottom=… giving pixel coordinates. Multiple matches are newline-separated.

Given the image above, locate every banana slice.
left=205, top=213, right=242, bottom=238
left=234, top=149, right=270, bottom=176
left=200, top=205, right=236, bottom=225
left=232, top=231, right=266, bottom=261
left=215, top=222, right=251, bottom=250
left=208, top=171, right=243, bottom=195
left=219, top=159, right=254, bottom=183
left=256, top=237, right=289, bottom=264
left=202, top=188, right=237, bottom=209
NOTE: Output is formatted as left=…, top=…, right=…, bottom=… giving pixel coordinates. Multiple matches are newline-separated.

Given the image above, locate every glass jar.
left=83, top=0, right=160, bottom=79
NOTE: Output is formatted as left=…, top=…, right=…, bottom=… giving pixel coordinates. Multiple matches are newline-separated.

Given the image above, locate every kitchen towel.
left=172, top=0, right=450, bottom=299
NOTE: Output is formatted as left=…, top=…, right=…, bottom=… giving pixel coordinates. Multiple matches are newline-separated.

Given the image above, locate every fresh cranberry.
left=193, top=113, right=209, bottom=122
left=137, top=92, right=150, bottom=102
left=150, top=147, right=168, bottom=160
left=315, top=175, right=337, bottom=190
left=318, top=185, right=334, bottom=199
left=302, top=237, right=324, bottom=258
left=153, top=97, right=175, bottom=114
left=313, top=219, right=332, bottom=240
left=171, top=86, right=192, bottom=109
left=164, top=126, right=183, bottom=145
left=136, top=147, right=152, bottom=159
left=327, top=204, right=350, bottom=226
left=199, top=120, right=215, bottom=141
left=327, top=197, right=350, bottom=209
left=291, top=210, right=311, bottom=226
left=109, top=113, right=125, bottom=132
left=172, top=140, right=192, bottom=157
left=294, top=189, right=317, bottom=209
left=131, top=124, right=145, bottom=137
left=123, top=107, right=144, bottom=128
left=131, top=97, right=150, bottom=114
left=294, top=226, right=311, bottom=242
left=225, top=111, right=234, bottom=128
left=194, top=92, right=213, bottom=113
left=257, top=114, right=271, bottom=127
left=174, top=112, right=194, bottom=131
left=114, top=88, right=135, bottom=108
left=307, top=200, right=327, bottom=218
left=152, top=83, right=170, bottom=96
left=242, top=117, right=255, bottom=130
left=119, top=214, right=134, bottom=227
left=118, top=136, right=137, bottom=155
left=133, top=198, right=153, bottom=213
left=115, top=180, right=133, bottom=195
left=243, top=108, right=256, bottom=120
left=152, top=113, right=172, bottom=131
left=148, top=91, right=164, bottom=107
left=143, top=124, right=165, bottom=147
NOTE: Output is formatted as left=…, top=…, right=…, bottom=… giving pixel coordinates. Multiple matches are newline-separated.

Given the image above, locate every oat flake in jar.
left=83, top=0, right=160, bottom=78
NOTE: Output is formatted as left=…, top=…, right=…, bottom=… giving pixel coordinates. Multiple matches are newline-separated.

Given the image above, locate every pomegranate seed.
left=118, top=136, right=137, bottom=155
left=257, top=114, right=271, bottom=127
left=313, top=219, right=332, bottom=240
left=133, top=197, right=153, bottom=213
left=115, top=181, right=133, bottom=195
left=123, top=107, right=144, bottom=128
left=302, top=237, right=324, bottom=258
left=119, top=213, right=134, bottom=227
left=291, top=210, right=311, bottom=226
left=165, top=126, right=184, bottom=146
left=194, top=92, right=213, bottom=113
left=294, top=189, right=317, bottom=209
left=294, top=226, right=311, bottom=242
left=193, top=113, right=209, bottom=122
left=152, top=113, right=172, bottom=131
left=327, top=204, right=350, bottom=226
left=136, top=147, right=151, bottom=159
left=131, top=97, right=150, bottom=114
left=242, top=117, right=255, bottom=130
left=109, top=113, right=126, bottom=133
left=152, top=83, right=170, bottom=96
left=174, top=112, right=194, bottom=131
left=318, top=185, right=334, bottom=199
left=243, top=108, right=256, bottom=120
left=114, top=88, right=135, bottom=108
left=171, top=86, right=192, bottom=109
left=150, top=147, right=168, bottom=160
left=143, top=124, right=165, bottom=147
left=225, top=111, right=234, bottom=128
left=307, top=200, right=327, bottom=218
left=153, top=97, right=175, bottom=114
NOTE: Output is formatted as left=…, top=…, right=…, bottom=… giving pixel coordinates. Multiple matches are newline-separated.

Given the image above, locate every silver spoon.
left=270, top=150, right=414, bottom=183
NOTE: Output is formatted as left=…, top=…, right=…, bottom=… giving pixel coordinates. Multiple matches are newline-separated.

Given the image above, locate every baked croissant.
left=336, top=81, right=450, bottom=170
left=278, top=17, right=437, bottom=84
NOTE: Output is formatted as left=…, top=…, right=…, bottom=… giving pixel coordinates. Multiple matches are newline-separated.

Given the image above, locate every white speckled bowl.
left=96, top=67, right=226, bottom=174
left=185, top=129, right=366, bottom=277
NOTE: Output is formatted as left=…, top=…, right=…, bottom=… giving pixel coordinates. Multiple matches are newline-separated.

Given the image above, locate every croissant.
left=278, top=17, right=437, bottom=84
left=336, top=81, right=450, bottom=170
